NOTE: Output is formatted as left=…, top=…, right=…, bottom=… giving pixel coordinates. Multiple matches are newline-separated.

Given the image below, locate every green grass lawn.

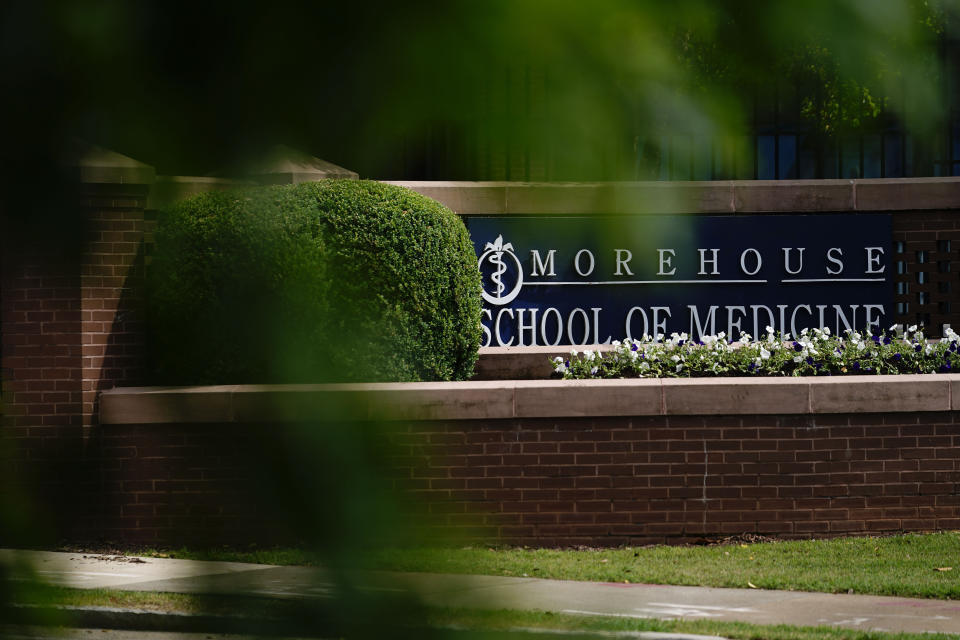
left=360, top=533, right=960, bottom=599
left=137, top=531, right=960, bottom=600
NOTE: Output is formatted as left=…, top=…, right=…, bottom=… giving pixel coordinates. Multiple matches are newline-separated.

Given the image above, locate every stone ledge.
left=67, top=142, right=156, bottom=186
left=856, top=177, right=960, bottom=211
left=387, top=178, right=960, bottom=215
left=100, top=374, right=960, bottom=424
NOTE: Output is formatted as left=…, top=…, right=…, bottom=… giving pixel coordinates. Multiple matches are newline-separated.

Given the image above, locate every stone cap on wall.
left=65, top=141, right=156, bottom=186
left=67, top=143, right=958, bottom=211
left=384, top=178, right=960, bottom=215
left=100, top=374, right=960, bottom=424
left=239, top=145, right=359, bottom=184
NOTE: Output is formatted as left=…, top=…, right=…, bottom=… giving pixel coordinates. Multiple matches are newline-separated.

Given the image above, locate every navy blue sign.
left=464, top=215, right=893, bottom=347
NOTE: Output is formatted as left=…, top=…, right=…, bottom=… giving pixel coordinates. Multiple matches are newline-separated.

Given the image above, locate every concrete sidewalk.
left=4, top=549, right=960, bottom=636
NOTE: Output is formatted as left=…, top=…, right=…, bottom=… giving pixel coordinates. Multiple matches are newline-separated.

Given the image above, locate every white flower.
left=760, top=347, right=771, bottom=360
left=570, top=349, right=579, bottom=357
left=590, top=366, right=599, bottom=376
left=612, top=340, right=621, bottom=347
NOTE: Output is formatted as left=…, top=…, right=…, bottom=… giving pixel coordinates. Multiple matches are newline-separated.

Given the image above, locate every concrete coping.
left=385, top=178, right=960, bottom=214
left=99, top=374, right=960, bottom=424
left=235, top=145, right=359, bottom=184
left=66, top=141, right=156, bottom=186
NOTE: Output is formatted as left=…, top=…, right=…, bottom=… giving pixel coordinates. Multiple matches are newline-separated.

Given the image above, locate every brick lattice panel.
left=892, top=210, right=960, bottom=336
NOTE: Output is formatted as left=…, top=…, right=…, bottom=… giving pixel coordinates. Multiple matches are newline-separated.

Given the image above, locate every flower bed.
left=554, top=326, right=960, bottom=379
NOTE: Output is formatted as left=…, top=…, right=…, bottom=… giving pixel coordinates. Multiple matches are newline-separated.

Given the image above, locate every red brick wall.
left=94, top=423, right=296, bottom=545
left=391, top=413, right=960, bottom=546
left=79, top=184, right=149, bottom=420
left=1, top=183, right=148, bottom=541
left=68, top=412, right=960, bottom=547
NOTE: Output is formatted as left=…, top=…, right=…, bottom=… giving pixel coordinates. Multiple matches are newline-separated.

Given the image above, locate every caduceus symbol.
left=485, top=234, right=513, bottom=298
left=479, top=233, right=523, bottom=306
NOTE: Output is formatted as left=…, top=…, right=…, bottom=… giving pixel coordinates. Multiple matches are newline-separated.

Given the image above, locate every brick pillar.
left=1, top=144, right=154, bottom=540
left=80, top=183, right=153, bottom=422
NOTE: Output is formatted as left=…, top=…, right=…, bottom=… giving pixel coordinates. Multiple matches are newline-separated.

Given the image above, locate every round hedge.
left=147, top=180, right=482, bottom=384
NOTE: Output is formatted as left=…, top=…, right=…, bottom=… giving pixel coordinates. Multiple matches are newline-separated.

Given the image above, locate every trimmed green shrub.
left=147, top=180, right=482, bottom=384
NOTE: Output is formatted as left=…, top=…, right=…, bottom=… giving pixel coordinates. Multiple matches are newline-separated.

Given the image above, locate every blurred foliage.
left=675, top=0, right=950, bottom=134
left=147, top=180, right=482, bottom=383
left=1, top=2, right=958, bottom=637
left=0, top=0, right=955, bottom=194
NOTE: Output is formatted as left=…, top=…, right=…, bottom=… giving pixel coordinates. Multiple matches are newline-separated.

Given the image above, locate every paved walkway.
left=4, top=549, right=960, bottom=636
